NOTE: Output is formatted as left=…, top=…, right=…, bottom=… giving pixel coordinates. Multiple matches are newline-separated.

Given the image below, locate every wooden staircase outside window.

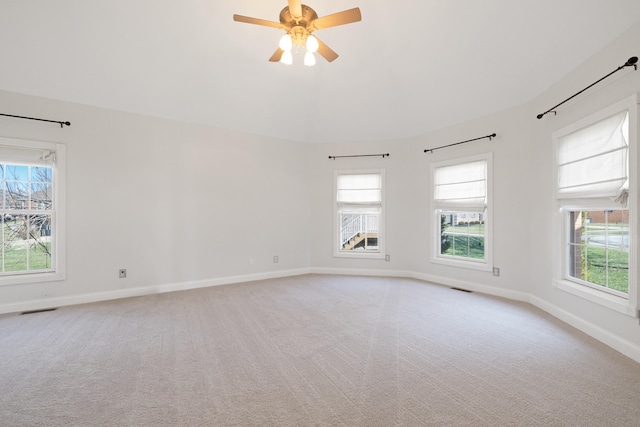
left=341, top=214, right=379, bottom=251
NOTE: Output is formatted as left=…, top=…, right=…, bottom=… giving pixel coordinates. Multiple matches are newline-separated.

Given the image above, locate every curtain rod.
left=537, top=56, right=637, bottom=120
left=0, top=113, right=71, bottom=128
left=423, top=133, right=496, bottom=154
left=328, top=153, right=390, bottom=160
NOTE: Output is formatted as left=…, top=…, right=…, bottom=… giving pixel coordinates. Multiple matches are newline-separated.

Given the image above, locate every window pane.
left=5, top=181, right=28, bottom=209
left=30, top=214, right=52, bottom=238
left=452, top=235, right=470, bottom=257
left=31, top=184, right=52, bottom=210
left=468, top=236, right=485, bottom=259
left=567, top=210, right=629, bottom=295
left=5, top=165, right=28, bottom=181
left=3, top=214, right=28, bottom=272
left=439, top=211, right=485, bottom=260
left=32, top=167, right=52, bottom=183
left=583, top=246, right=605, bottom=287
left=339, top=211, right=379, bottom=252
left=0, top=206, right=53, bottom=273
left=4, top=240, right=27, bottom=272
left=29, top=239, right=51, bottom=270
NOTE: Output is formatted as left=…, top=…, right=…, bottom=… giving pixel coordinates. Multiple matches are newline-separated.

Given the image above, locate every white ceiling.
left=1, top=1, right=640, bottom=143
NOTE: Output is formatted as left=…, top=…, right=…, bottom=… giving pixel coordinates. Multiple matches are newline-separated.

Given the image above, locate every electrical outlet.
left=273, top=255, right=278, bottom=263
left=493, top=267, right=500, bottom=277
left=385, top=255, right=390, bottom=262
left=119, top=269, right=127, bottom=279
left=248, top=258, right=254, bottom=265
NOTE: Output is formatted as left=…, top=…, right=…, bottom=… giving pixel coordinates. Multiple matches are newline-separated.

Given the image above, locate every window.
left=553, top=95, right=637, bottom=315
left=0, top=137, right=65, bottom=285
left=431, top=153, right=492, bottom=270
left=334, top=170, right=384, bottom=258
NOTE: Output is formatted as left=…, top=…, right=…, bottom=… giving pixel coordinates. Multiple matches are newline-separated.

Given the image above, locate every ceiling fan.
left=233, top=0, right=362, bottom=65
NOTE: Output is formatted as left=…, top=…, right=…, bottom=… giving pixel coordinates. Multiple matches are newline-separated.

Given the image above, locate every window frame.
left=0, top=137, right=65, bottom=286
left=430, top=153, right=493, bottom=271
left=552, top=94, right=638, bottom=317
left=333, top=169, right=385, bottom=259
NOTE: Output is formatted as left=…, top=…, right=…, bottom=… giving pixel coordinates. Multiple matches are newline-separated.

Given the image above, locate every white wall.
left=307, top=138, right=418, bottom=274
left=307, top=104, right=532, bottom=301
left=0, top=90, right=311, bottom=312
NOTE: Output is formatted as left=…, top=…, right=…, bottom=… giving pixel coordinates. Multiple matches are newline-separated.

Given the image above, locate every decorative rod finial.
left=624, top=56, right=638, bottom=68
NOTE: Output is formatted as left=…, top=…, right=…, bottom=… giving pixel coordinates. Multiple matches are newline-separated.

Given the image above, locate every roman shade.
left=433, top=159, right=487, bottom=212
left=0, top=144, right=55, bottom=166
left=337, top=174, right=381, bottom=204
left=557, top=110, right=629, bottom=204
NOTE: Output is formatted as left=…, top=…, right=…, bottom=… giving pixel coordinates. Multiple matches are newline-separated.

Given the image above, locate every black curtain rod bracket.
left=0, top=113, right=71, bottom=128
left=537, top=56, right=638, bottom=120
left=328, top=153, right=390, bottom=160
left=424, top=133, right=496, bottom=154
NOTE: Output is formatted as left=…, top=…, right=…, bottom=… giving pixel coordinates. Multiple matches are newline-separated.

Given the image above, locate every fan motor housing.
left=279, top=4, right=318, bottom=28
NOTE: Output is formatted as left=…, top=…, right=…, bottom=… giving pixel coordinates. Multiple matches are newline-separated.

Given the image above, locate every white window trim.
left=0, top=137, right=66, bottom=286
left=552, top=94, right=638, bottom=317
left=333, top=169, right=385, bottom=259
left=430, top=153, right=493, bottom=272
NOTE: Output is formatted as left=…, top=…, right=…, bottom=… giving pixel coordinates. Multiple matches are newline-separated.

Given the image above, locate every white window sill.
left=0, top=271, right=65, bottom=286
left=431, top=256, right=491, bottom=272
left=334, top=251, right=385, bottom=260
left=553, top=279, right=635, bottom=317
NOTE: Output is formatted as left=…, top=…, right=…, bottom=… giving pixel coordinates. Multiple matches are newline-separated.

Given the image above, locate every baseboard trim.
left=0, top=268, right=312, bottom=315
left=528, top=295, right=640, bottom=364
left=310, top=268, right=530, bottom=302
left=311, top=268, right=639, bottom=363
left=408, top=271, right=531, bottom=302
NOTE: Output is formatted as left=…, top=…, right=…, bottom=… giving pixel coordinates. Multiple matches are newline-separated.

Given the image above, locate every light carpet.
left=1, top=274, right=639, bottom=426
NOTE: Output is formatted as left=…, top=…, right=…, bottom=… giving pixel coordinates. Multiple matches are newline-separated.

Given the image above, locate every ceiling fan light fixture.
left=279, top=34, right=293, bottom=51
left=281, top=50, right=293, bottom=65
left=306, top=35, right=319, bottom=53
left=233, top=2, right=362, bottom=64
left=304, top=51, right=316, bottom=66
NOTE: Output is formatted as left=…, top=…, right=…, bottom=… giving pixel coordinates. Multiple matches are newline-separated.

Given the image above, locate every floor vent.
left=20, top=308, right=58, bottom=315
left=451, top=287, right=472, bottom=293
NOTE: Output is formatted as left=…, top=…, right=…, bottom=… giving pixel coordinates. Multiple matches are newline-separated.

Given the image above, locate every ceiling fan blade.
left=269, top=48, right=284, bottom=62
left=287, top=0, right=303, bottom=19
left=233, top=14, right=284, bottom=30
left=315, top=37, right=339, bottom=62
left=311, top=8, right=361, bottom=31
